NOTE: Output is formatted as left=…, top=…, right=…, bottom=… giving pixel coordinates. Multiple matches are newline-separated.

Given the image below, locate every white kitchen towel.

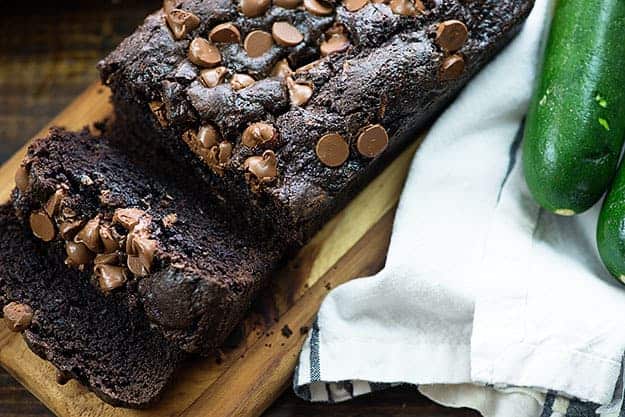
left=293, top=0, right=625, bottom=415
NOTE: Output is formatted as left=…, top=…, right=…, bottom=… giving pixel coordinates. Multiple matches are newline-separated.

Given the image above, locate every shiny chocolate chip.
left=274, top=0, right=302, bottom=8
left=3, top=302, right=33, bottom=332
left=65, top=241, right=94, bottom=267
left=271, top=59, right=293, bottom=78
left=188, top=37, right=222, bottom=67
left=95, top=264, right=128, bottom=293
left=113, top=208, right=147, bottom=230
left=99, top=224, right=122, bottom=253
left=272, top=22, right=304, bottom=47
left=200, top=66, right=228, bottom=87
left=344, top=0, right=368, bottom=12
left=209, top=23, right=241, bottom=44
left=244, top=150, right=278, bottom=181
left=197, top=124, right=221, bottom=148
left=231, top=73, right=256, bottom=90
left=29, top=210, right=55, bottom=242
left=436, top=20, right=468, bottom=52
left=440, top=54, right=465, bottom=80
left=240, top=0, right=271, bottom=17
left=304, top=0, right=334, bottom=15
left=74, top=217, right=101, bottom=253
left=316, top=133, right=349, bottom=167
left=389, top=0, right=424, bottom=16
left=320, top=25, right=350, bottom=56
left=94, top=252, right=120, bottom=265
left=242, top=122, right=277, bottom=147
left=59, top=220, right=84, bottom=240
left=166, top=8, right=201, bottom=40
left=44, top=188, right=65, bottom=217
left=126, top=231, right=157, bottom=275
left=286, top=77, right=313, bottom=106
left=219, top=142, right=233, bottom=164
left=357, top=124, right=388, bottom=157
left=244, top=30, right=273, bottom=58
left=148, top=101, right=169, bottom=128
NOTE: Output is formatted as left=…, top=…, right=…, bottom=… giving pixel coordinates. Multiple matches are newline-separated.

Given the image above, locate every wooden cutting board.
left=0, top=82, right=421, bottom=417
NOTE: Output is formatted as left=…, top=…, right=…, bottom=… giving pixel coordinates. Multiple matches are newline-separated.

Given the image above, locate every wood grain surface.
left=0, top=2, right=477, bottom=416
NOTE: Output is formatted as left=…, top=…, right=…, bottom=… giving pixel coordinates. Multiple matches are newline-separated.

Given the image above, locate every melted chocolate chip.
left=44, top=188, right=65, bottom=217
left=95, top=265, right=128, bottom=293
left=165, top=8, right=201, bottom=40
left=242, top=122, right=277, bottom=147
left=274, top=0, right=302, bottom=8
left=344, top=0, right=368, bottom=12
left=113, top=208, right=147, bottom=230
left=200, top=66, right=228, bottom=88
left=188, top=37, right=222, bottom=68
left=389, top=0, right=424, bottom=16
left=99, top=224, right=122, bottom=253
left=65, top=241, right=94, bottom=267
left=197, top=124, right=221, bottom=148
left=94, top=252, right=120, bottom=265
left=59, top=220, right=84, bottom=240
left=244, top=150, right=278, bottom=180
left=29, top=211, right=56, bottom=242
left=231, top=73, right=256, bottom=90
left=209, top=23, right=242, bottom=44
left=3, top=302, right=33, bottom=332
left=126, top=230, right=157, bottom=276
left=286, top=77, right=313, bottom=106
left=74, top=217, right=102, bottom=253
left=271, top=59, right=293, bottom=78
left=316, top=133, right=349, bottom=167
left=320, top=25, right=350, bottom=56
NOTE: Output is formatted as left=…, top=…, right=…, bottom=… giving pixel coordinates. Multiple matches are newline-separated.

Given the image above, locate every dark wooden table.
left=0, top=2, right=477, bottom=416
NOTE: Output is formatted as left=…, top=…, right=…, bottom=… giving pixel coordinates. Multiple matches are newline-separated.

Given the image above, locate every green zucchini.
left=522, top=0, right=625, bottom=215
left=598, top=168, right=625, bottom=283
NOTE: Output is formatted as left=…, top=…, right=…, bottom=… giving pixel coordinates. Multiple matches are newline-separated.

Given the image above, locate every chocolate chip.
left=244, top=150, right=278, bottom=180
left=389, top=0, right=424, bottom=16
left=44, top=188, right=65, bottom=217
left=14, top=165, right=29, bottom=192
left=198, top=124, right=221, bottom=148
left=240, top=0, right=271, bottom=17
left=200, top=66, right=228, bottom=88
left=286, top=77, right=313, bottom=106
left=188, top=37, right=222, bottom=67
left=126, top=231, right=157, bottom=276
left=74, top=217, right=102, bottom=253
left=440, top=54, right=465, bottom=80
left=59, top=220, right=84, bottom=240
left=271, top=59, right=293, bottom=78
left=148, top=101, right=168, bottom=127
left=209, top=22, right=241, bottom=43
left=316, top=133, right=349, bottom=167
left=65, top=241, right=94, bottom=267
left=3, top=302, right=33, bottom=332
left=274, top=0, right=302, bottom=8
left=242, top=122, right=277, bottom=147
left=166, top=8, right=201, bottom=40
left=435, top=20, right=468, bottom=52
left=344, top=0, right=368, bottom=12
left=272, top=22, right=304, bottom=47
left=320, top=24, right=350, bottom=56
left=218, top=142, right=233, bottom=164
left=95, top=265, right=128, bottom=293
left=304, top=0, right=334, bottom=15
left=244, top=30, right=273, bottom=58
left=94, top=252, right=119, bottom=265
left=29, top=211, right=55, bottom=242
left=231, top=73, right=256, bottom=90
left=357, top=124, right=388, bottom=157
left=113, top=208, right=147, bottom=230
left=99, top=224, right=122, bottom=253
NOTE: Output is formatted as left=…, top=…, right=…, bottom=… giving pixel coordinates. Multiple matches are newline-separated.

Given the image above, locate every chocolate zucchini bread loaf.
left=12, top=128, right=284, bottom=354
left=99, top=0, right=534, bottom=245
left=0, top=204, right=183, bottom=407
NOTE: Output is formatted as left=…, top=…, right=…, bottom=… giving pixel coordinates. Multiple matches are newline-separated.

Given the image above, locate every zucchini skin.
left=522, top=0, right=625, bottom=215
left=598, top=170, right=625, bottom=283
